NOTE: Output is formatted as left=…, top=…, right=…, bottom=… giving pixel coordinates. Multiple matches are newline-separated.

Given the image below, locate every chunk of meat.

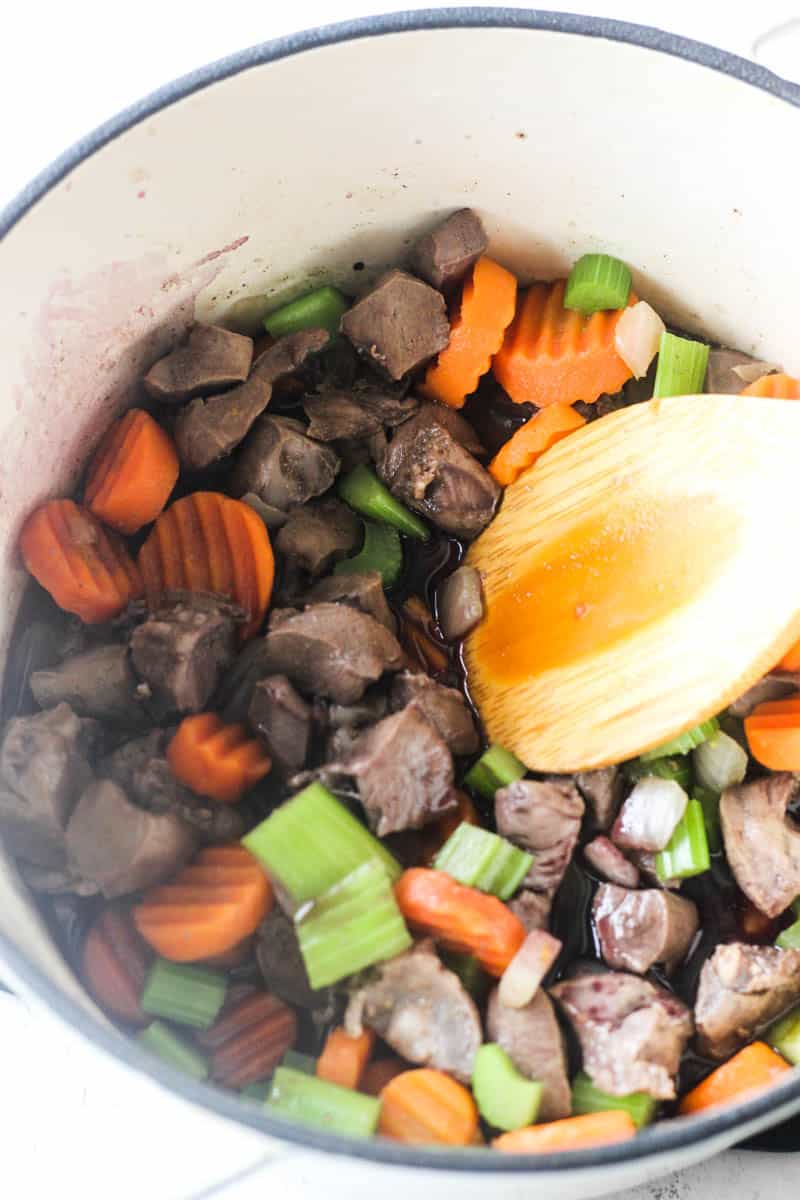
left=584, top=837, right=641, bottom=888
left=256, top=908, right=331, bottom=1009
left=509, top=889, right=553, bottom=933
left=720, top=774, right=800, bottom=918
left=695, top=942, right=800, bottom=1060
left=275, top=497, right=360, bottom=578
left=495, top=779, right=584, bottom=894
left=328, top=689, right=389, bottom=730
left=705, top=348, right=781, bottom=394
left=344, top=942, right=481, bottom=1081
left=130, top=592, right=238, bottom=718
left=728, top=671, right=800, bottom=718
left=231, top=415, right=340, bottom=510
left=593, top=884, right=699, bottom=975
left=66, top=779, right=195, bottom=898
left=380, top=407, right=500, bottom=539
left=414, top=402, right=486, bottom=458
left=390, top=671, right=478, bottom=757
left=576, top=768, right=624, bottom=831
left=249, top=675, right=312, bottom=773
left=303, top=385, right=418, bottom=441
left=487, top=987, right=571, bottom=1121
left=437, top=565, right=485, bottom=642
left=30, top=644, right=147, bottom=727
left=143, top=324, right=253, bottom=402
left=340, top=269, right=449, bottom=380
left=550, top=967, right=693, bottom=1099
left=305, top=571, right=395, bottom=632
left=410, top=209, right=489, bottom=292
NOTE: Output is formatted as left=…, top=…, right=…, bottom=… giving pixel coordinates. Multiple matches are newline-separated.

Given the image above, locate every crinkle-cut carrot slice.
left=84, top=409, right=179, bottom=534
left=679, top=1042, right=790, bottom=1115
left=167, top=713, right=271, bottom=804
left=379, top=1068, right=478, bottom=1145
left=489, top=402, right=586, bottom=486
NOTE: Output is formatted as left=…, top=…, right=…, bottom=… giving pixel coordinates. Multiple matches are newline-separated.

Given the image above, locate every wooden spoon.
left=465, top=394, right=800, bottom=772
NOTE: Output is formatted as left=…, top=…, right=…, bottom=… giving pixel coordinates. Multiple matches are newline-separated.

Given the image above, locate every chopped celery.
left=338, top=465, right=429, bottom=540
left=768, top=1006, right=800, bottom=1065
left=563, top=254, right=632, bottom=315
left=629, top=754, right=692, bottom=791
left=693, top=730, right=748, bottom=793
left=138, top=1021, right=209, bottom=1081
left=655, top=799, right=710, bottom=881
left=653, top=331, right=710, bottom=398
left=640, top=718, right=719, bottom=762
left=263, top=285, right=348, bottom=339
left=267, top=1066, right=381, bottom=1136
left=333, top=520, right=403, bottom=588
left=242, top=782, right=400, bottom=906
left=296, top=860, right=411, bottom=988
left=434, top=821, right=532, bottom=900
left=793, top=898, right=800, bottom=919
left=695, top=785, right=722, bottom=854
left=281, top=1049, right=317, bottom=1075
left=241, top=1078, right=274, bottom=1103
left=571, top=1071, right=657, bottom=1129
left=472, top=1044, right=543, bottom=1131
left=141, top=959, right=226, bottom=1030
left=776, top=920, right=800, bottom=951
left=463, top=744, right=527, bottom=800
left=440, top=950, right=490, bottom=1001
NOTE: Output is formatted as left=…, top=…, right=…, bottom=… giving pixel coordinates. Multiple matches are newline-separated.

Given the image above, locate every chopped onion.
left=693, top=730, right=748, bottom=793
left=611, top=777, right=688, bottom=853
left=499, top=929, right=562, bottom=1009
left=614, top=301, right=665, bottom=379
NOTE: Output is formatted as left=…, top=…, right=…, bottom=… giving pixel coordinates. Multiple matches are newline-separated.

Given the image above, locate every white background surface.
left=3, top=2, right=800, bottom=1197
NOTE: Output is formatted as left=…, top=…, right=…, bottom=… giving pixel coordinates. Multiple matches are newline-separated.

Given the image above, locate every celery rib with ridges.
left=472, top=1044, right=543, bottom=1131
left=263, top=285, right=348, bottom=338
left=571, top=1071, right=657, bottom=1128
left=267, top=1066, right=380, bottom=1136
left=652, top=331, right=710, bottom=398
left=655, top=798, right=710, bottom=881
left=640, top=718, right=719, bottom=762
left=563, top=253, right=632, bottom=315
left=141, top=959, right=227, bottom=1030
left=463, top=744, right=527, bottom=800
left=138, top=1021, right=209, bottom=1080
left=333, top=519, right=403, bottom=587
left=434, top=822, right=532, bottom=900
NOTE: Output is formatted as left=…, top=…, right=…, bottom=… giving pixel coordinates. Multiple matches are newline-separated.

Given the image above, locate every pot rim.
left=2, top=7, right=799, bottom=1174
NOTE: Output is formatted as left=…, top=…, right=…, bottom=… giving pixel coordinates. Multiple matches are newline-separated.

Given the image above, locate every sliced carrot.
left=133, top=845, right=272, bottom=962
left=84, top=409, right=179, bottom=534
left=198, top=990, right=297, bottom=1088
left=317, top=1027, right=375, bottom=1090
left=360, top=1057, right=407, bottom=1097
left=138, top=492, right=274, bottom=640
left=741, top=373, right=800, bottom=399
left=379, top=1068, right=478, bottom=1145
left=493, top=1111, right=637, bottom=1153
left=419, top=790, right=480, bottom=865
left=488, top=403, right=586, bottom=487
left=395, top=868, right=526, bottom=976
left=19, top=499, right=142, bottom=624
left=679, top=1042, right=790, bottom=1115
left=81, top=907, right=151, bottom=1026
left=423, top=257, right=518, bottom=409
left=745, top=698, right=800, bottom=770
left=167, top=713, right=271, bottom=804
left=493, top=280, right=635, bottom=408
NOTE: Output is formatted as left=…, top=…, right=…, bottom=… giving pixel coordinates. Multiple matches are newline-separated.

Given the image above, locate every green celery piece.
left=655, top=799, right=710, bottom=881
left=768, top=1005, right=800, bottom=1066
left=333, top=520, right=403, bottom=588
left=138, top=1021, right=209, bottom=1081
left=241, top=1078, right=274, bottom=1103
left=433, top=822, right=532, bottom=901
left=571, top=1071, right=657, bottom=1129
left=463, top=744, right=527, bottom=800
left=793, top=897, right=800, bottom=920
left=563, top=254, right=632, bottom=315
left=263, top=285, right=348, bottom=338
left=652, top=331, right=710, bottom=398
left=281, top=1050, right=317, bottom=1075
left=695, top=785, right=722, bottom=854
left=776, top=920, right=800, bottom=951
left=242, top=782, right=400, bottom=906
left=472, top=1044, right=543, bottom=1131
left=141, top=960, right=227, bottom=1030
left=338, top=464, right=429, bottom=540
left=640, top=718, right=719, bottom=762
left=267, top=1066, right=380, bottom=1136
left=440, top=950, right=490, bottom=1002
left=628, top=754, right=692, bottom=791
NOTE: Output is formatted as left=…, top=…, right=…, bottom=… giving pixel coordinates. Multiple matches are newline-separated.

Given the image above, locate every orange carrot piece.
left=741, top=373, right=800, bottom=399
left=198, top=990, right=297, bottom=1088
left=395, top=868, right=526, bottom=976
left=360, top=1057, right=407, bottom=1097
left=778, top=641, right=800, bottom=671
left=138, top=492, right=274, bottom=640
left=317, top=1027, right=375, bottom=1090
left=84, top=409, right=179, bottom=534
left=167, top=713, right=271, bottom=804
left=81, top=907, right=151, bottom=1026
left=133, top=845, right=272, bottom=962
left=679, top=1042, right=790, bottom=1115
left=745, top=698, right=800, bottom=770
left=423, top=257, right=518, bottom=409
left=493, top=280, right=635, bottom=408
left=419, top=790, right=480, bottom=864
left=493, top=1111, right=637, bottom=1154
left=489, top=403, right=586, bottom=487
left=379, top=1068, right=478, bottom=1145
left=19, top=499, right=143, bottom=624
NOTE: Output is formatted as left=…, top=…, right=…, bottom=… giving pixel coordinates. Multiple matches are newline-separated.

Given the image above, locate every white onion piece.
left=693, top=730, right=748, bottom=793
left=499, top=929, right=562, bottom=1009
left=731, top=361, right=782, bottom=384
left=611, top=777, right=688, bottom=852
left=614, top=301, right=665, bottom=379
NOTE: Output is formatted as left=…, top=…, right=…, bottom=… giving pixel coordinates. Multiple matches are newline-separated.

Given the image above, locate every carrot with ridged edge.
left=167, top=713, right=271, bottom=804
left=423, top=257, right=518, bottom=409
left=742, top=373, right=800, bottom=399
left=493, top=1111, right=637, bottom=1153
left=379, top=1068, right=478, bottom=1145
left=81, top=907, right=151, bottom=1025
left=138, top=492, right=274, bottom=640
left=317, top=1027, right=375, bottom=1090
left=493, top=280, right=635, bottom=408
left=489, top=403, right=586, bottom=486
left=133, top=845, right=272, bottom=962
left=84, top=409, right=179, bottom=534
left=679, top=1042, right=790, bottom=1115
left=198, top=990, right=297, bottom=1088
left=395, top=868, right=526, bottom=976
left=744, top=697, right=800, bottom=770
left=360, top=1057, right=407, bottom=1097
left=19, top=499, right=142, bottom=623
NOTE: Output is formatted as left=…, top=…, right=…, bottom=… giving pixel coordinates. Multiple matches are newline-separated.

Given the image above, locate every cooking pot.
left=1, top=10, right=799, bottom=1197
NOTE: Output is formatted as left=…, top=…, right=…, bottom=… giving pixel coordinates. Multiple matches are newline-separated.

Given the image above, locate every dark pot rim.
left=2, top=7, right=799, bottom=1175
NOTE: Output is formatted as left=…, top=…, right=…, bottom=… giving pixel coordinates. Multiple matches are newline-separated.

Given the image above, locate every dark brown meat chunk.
left=576, top=767, right=624, bottom=831
left=584, top=837, right=641, bottom=888
left=345, top=942, right=481, bottom=1081
left=495, top=778, right=584, bottom=894
left=728, top=671, right=800, bottom=718
left=705, top=348, right=780, bottom=394
left=275, top=497, right=360, bottom=578
left=249, top=675, right=312, bottom=773
left=380, top=407, right=499, bottom=539
left=551, top=967, right=693, bottom=1099
left=30, top=644, right=147, bottom=727
left=328, top=689, right=389, bottom=731
left=304, top=385, right=418, bottom=441
left=390, top=671, right=478, bottom=756
left=437, top=565, right=485, bottom=642
left=509, top=889, right=553, bottom=932
left=340, top=269, right=449, bottom=380
left=695, top=942, right=800, bottom=1060
left=256, top=908, right=331, bottom=1009
left=231, top=415, right=340, bottom=510
left=143, top=324, right=253, bottom=402
left=593, top=884, right=698, bottom=975
left=720, top=774, right=800, bottom=918
left=410, top=209, right=489, bottom=292
left=305, top=571, right=395, bottom=632
left=487, top=988, right=571, bottom=1121
left=420, top=402, right=485, bottom=457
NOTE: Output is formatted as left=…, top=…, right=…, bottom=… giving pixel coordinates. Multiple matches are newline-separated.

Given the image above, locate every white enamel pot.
left=1, top=10, right=800, bottom=1198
